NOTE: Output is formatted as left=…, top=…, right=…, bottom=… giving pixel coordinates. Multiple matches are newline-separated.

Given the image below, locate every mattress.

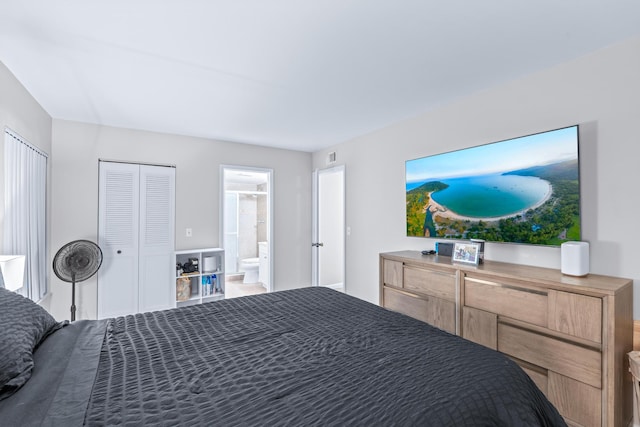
left=1, top=287, right=566, bottom=426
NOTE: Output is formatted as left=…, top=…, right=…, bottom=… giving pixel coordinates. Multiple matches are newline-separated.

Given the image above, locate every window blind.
left=3, top=128, right=48, bottom=301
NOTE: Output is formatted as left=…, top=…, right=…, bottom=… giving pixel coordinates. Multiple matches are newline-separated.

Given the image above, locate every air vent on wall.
left=327, top=151, right=336, bottom=165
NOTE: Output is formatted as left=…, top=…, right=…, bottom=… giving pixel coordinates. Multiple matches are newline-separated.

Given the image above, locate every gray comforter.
left=1, top=287, right=566, bottom=426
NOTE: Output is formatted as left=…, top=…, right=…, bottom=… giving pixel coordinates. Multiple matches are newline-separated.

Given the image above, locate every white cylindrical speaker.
left=203, top=256, right=217, bottom=273
left=561, top=241, right=589, bottom=277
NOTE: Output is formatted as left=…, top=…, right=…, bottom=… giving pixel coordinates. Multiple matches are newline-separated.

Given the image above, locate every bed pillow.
left=0, top=287, right=65, bottom=400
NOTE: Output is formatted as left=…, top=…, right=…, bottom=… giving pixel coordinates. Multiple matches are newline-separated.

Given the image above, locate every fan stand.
left=70, top=273, right=76, bottom=321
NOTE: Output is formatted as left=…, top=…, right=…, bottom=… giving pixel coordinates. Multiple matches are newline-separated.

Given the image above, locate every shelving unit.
left=175, top=248, right=225, bottom=307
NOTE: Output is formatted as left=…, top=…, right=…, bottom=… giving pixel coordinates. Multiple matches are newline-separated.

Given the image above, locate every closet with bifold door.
left=97, top=161, right=176, bottom=319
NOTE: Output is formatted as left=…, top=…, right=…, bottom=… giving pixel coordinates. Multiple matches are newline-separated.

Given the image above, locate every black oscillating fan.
left=53, top=240, right=103, bottom=321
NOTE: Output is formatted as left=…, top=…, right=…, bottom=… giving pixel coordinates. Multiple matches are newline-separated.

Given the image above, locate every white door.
left=138, top=165, right=175, bottom=312
left=98, top=161, right=175, bottom=318
left=98, top=162, right=140, bottom=318
left=312, top=166, right=345, bottom=291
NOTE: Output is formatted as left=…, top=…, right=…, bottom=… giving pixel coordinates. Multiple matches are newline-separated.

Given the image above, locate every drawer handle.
left=405, top=266, right=454, bottom=278
left=499, top=319, right=601, bottom=351
left=466, top=277, right=547, bottom=296
left=386, top=286, right=430, bottom=301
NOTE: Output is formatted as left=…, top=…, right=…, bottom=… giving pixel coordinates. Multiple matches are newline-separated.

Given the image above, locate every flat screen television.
left=406, top=125, right=580, bottom=246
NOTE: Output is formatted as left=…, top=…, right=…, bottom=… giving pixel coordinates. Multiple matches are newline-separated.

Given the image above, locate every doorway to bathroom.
left=221, top=166, right=273, bottom=298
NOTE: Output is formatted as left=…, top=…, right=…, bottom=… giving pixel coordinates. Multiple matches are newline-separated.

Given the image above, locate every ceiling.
left=2, top=1, right=639, bottom=152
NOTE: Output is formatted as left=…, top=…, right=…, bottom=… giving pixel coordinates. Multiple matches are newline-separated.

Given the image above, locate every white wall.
left=313, top=36, right=640, bottom=317
left=3, top=34, right=640, bottom=320
left=51, top=120, right=312, bottom=321
left=0, top=61, right=53, bottom=310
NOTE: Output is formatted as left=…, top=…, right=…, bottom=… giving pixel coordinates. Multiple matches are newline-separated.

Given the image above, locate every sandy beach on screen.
left=426, top=183, right=553, bottom=222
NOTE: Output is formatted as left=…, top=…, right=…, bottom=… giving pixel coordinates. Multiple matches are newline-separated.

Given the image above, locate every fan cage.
left=53, top=239, right=103, bottom=283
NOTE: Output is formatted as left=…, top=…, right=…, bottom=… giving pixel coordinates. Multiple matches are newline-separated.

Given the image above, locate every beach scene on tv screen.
left=406, top=126, right=580, bottom=246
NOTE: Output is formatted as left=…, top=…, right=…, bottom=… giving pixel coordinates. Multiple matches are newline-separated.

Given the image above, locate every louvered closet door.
left=98, top=162, right=140, bottom=318
left=138, top=165, right=175, bottom=313
left=98, top=162, right=176, bottom=319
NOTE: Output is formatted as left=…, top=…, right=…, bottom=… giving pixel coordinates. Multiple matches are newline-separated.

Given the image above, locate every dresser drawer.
left=462, top=306, right=497, bottom=350
left=513, top=360, right=601, bottom=427
left=383, top=287, right=455, bottom=334
left=548, top=371, right=601, bottom=427
left=404, top=266, right=456, bottom=301
left=498, top=323, right=601, bottom=388
left=548, top=290, right=602, bottom=343
left=383, top=259, right=403, bottom=287
left=518, top=363, right=548, bottom=396
left=465, top=277, right=548, bottom=327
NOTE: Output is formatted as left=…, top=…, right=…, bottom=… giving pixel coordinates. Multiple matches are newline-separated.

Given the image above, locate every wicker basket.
left=176, top=277, right=191, bottom=301
left=628, top=351, right=640, bottom=427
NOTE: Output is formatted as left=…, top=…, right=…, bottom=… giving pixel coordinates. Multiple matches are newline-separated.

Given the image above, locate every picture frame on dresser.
left=452, top=242, right=481, bottom=265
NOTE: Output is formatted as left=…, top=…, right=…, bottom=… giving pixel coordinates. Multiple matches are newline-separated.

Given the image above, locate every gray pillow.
left=0, top=287, right=65, bottom=400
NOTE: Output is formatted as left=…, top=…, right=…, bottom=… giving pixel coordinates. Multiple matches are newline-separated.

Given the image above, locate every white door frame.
left=312, top=165, right=346, bottom=291
left=220, top=165, right=274, bottom=292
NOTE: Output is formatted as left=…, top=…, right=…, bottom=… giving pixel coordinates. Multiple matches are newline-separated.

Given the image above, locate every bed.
left=0, top=286, right=566, bottom=426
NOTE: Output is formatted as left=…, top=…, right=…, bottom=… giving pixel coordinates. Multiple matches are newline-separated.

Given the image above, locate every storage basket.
left=176, top=276, right=191, bottom=301
left=628, top=351, right=640, bottom=427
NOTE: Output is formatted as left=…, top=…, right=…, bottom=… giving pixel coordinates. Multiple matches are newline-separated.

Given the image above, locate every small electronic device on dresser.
left=434, top=241, right=453, bottom=256
left=421, top=242, right=454, bottom=256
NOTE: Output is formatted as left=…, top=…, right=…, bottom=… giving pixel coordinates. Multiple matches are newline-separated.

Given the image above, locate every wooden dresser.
left=380, top=251, right=633, bottom=427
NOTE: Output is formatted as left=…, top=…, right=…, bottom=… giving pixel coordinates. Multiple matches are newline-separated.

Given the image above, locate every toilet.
left=240, top=258, right=260, bottom=283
